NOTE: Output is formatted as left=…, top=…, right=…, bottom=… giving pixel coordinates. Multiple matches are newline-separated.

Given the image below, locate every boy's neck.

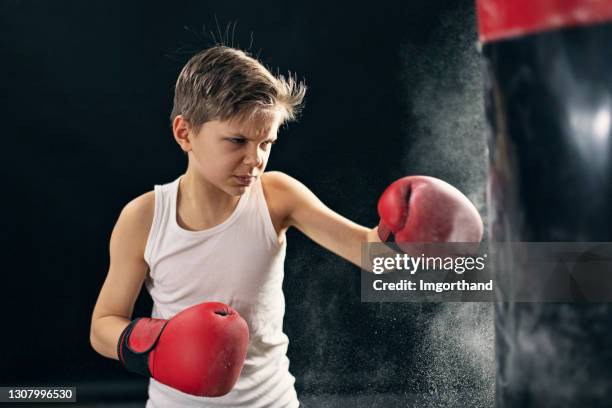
left=177, top=168, right=241, bottom=231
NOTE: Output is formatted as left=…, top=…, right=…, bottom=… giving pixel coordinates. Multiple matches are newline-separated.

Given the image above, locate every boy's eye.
left=260, top=141, right=274, bottom=150
left=227, top=138, right=276, bottom=147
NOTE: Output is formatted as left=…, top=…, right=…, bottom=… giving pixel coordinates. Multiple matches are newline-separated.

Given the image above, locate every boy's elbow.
left=88, top=314, right=130, bottom=360
left=89, top=319, right=108, bottom=357
left=89, top=323, right=101, bottom=354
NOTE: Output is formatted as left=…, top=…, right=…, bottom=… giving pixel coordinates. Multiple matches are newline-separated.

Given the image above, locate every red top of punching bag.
left=476, top=0, right=612, bottom=43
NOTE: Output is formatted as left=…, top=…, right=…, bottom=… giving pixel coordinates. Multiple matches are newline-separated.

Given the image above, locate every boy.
left=90, top=46, right=482, bottom=407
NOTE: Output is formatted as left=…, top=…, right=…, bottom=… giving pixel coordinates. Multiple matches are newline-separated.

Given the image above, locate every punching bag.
left=477, top=1, right=612, bottom=407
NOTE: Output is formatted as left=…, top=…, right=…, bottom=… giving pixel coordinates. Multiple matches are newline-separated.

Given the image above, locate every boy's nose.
left=244, top=149, right=263, bottom=167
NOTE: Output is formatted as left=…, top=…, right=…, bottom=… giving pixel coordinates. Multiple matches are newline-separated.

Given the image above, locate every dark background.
left=0, top=0, right=492, bottom=406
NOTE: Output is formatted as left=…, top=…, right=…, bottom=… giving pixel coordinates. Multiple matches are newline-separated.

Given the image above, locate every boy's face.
left=187, top=110, right=281, bottom=196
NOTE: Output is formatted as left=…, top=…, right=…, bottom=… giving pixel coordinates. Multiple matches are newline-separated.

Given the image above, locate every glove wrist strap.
left=117, top=318, right=167, bottom=377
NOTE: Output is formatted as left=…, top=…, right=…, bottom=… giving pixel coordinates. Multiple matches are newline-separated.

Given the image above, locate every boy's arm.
left=263, top=172, right=379, bottom=267
left=262, top=172, right=483, bottom=270
left=90, top=192, right=154, bottom=359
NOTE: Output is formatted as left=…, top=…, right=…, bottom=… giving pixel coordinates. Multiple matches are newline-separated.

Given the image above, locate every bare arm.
left=90, top=192, right=154, bottom=359
left=263, top=172, right=380, bottom=268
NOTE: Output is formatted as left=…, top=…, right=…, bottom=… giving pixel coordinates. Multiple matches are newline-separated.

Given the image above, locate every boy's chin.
left=224, top=184, right=250, bottom=197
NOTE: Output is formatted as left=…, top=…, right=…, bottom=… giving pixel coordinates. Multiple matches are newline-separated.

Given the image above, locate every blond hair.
left=170, top=46, right=306, bottom=129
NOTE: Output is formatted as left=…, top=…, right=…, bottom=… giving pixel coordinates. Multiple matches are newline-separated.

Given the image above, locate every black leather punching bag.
left=477, top=1, right=612, bottom=407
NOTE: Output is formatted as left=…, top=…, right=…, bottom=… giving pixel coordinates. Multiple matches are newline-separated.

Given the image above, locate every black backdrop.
left=0, top=0, right=491, bottom=405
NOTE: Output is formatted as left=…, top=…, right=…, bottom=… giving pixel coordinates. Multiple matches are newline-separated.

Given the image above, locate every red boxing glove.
left=377, top=176, right=483, bottom=243
left=118, top=302, right=249, bottom=397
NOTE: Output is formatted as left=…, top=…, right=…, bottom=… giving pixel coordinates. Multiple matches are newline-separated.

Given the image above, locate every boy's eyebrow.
left=229, top=133, right=277, bottom=142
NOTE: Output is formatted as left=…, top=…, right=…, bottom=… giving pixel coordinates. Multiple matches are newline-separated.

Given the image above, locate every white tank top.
left=142, top=176, right=299, bottom=408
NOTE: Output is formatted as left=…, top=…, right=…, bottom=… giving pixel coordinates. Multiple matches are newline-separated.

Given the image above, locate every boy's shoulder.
left=261, top=171, right=302, bottom=227
left=121, top=190, right=155, bottom=222
left=261, top=171, right=316, bottom=215
left=112, top=191, right=155, bottom=254
left=261, top=171, right=295, bottom=191
left=261, top=170, right=293, bottom=202
left=261, top=171, right=305, bottom=202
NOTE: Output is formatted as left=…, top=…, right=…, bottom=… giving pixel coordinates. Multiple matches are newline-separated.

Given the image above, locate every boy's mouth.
left=234, top=175, right=255, bottom=186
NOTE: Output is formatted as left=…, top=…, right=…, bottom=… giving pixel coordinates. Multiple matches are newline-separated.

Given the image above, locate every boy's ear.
left=173, top=115, right=192, bottom=152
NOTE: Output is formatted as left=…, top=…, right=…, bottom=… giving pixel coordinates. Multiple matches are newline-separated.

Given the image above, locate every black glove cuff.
left=117, top=318, right=152, bottom=377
